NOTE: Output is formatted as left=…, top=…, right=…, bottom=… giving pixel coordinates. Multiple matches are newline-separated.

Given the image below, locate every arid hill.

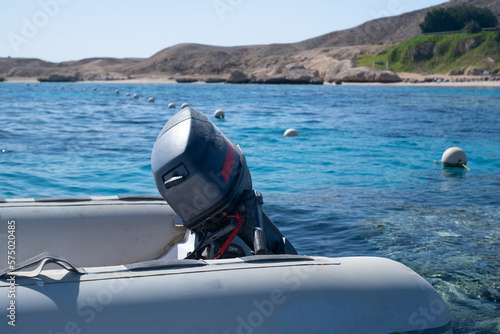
left=1, top=0, right=498, bottom=83
left=0, top=57, right=142, bottom=81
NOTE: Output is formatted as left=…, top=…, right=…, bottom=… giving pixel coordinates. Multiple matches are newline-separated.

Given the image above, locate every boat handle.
left=164, top=175, right=185, bottom=188
left=0, top=252, right=86, bottom=278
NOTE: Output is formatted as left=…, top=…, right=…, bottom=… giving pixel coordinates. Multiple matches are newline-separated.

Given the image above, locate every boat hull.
left=0, top=196, right=451, bottom=333
left=0, top=256, right=451, bottom=334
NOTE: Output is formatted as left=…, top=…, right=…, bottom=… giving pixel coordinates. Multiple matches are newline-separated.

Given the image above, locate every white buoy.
left=181, top=103, right=189, bottom=109
left=442, top=147, right=468, bottom=169
left=126, top=92, right=130, bottom=96
left=214, top=109, right=225, bottom=119
left=168, top=103, right=176, bottom=109
left=148, top=97, right=155, bottom=103
left=115, top=90, right=120, bottom=94
left=284, top=129, right=299, bottom=137
left=133, top=94, right=139, bottom=99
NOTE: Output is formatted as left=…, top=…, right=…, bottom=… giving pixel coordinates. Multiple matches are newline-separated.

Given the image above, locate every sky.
left=1, top=0, right=448, bottom=62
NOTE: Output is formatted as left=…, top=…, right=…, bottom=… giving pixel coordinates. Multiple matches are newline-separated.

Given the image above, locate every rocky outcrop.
left=465, top=66, right=486, bottom=75
left=323, top=59, right=401, bottom=83
left=79, top=72, right=128, bottom=81
left=330, top=67, right=402, bottom=83
left=37, top=73, right=80, bottom=82
left=205, top=77, right=227, bottom=83
left=282, top=65, right=323, bottom=84
left=175, top=77, right=199, bottom=83
left=449, top=64, right=493, bottom=76
left=449, top=67, right=467, bottom=75
left=37, top=71, right=128, bottom=82
left=375, top=70, right=403, bottom=83
left=323, top=59, right=356, bottom=82
left=227, top=70, right=250, bottom=84
left=455, top=37, right=480, bottom=56
left=411, top=42, right=435, bottom=62
left=481, top=57, right=496, bottom=64
left=252, top=65, right=323, bottom=84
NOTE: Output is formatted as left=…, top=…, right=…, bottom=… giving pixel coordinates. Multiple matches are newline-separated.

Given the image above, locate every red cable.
left=215, top=214, right=243, bottom=259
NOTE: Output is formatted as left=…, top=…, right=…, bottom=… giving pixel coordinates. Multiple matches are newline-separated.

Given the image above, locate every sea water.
left=0, top=82, right=499, bottom=333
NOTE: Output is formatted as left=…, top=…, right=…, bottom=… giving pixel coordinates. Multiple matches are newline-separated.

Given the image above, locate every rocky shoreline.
left=3, top=51, right=496, bottom=86
left=24, top=62, right=406, bottom=85
left=401, top=75, right=500, bottom=84
left=23, top=72, right=499, bottom=86
left=3, top=73, right=500, bottom=87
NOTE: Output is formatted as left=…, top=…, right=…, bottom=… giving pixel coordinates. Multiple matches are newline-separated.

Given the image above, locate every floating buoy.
left=284, top=128, right=298, bottom=137
left=115, top=90, right=120, bottom=94
left=168, top=103, right=176, bottom=109
left=93, top=87, right=97, bottom=91
left=126, top=92, right=131, bottom=96
left=148, top=97, right=155, bottom=103
left=133, top=94, right=139, bottom=99
left=181, top=103, right=189, bottom=109
left=214, top=109, right=225, bottom=119
left=441, top=147, right=469, bottom=170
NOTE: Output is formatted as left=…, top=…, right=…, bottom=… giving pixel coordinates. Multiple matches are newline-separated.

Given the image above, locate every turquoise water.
left=1, top=82, right=499, bottom=333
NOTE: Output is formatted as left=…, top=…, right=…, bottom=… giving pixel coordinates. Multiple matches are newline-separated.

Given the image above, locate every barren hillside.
left=0, top=0, right=498, bottom=82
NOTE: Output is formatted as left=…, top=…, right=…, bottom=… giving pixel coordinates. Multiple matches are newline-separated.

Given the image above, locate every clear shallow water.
left=1, top=82, right=499, bottom=333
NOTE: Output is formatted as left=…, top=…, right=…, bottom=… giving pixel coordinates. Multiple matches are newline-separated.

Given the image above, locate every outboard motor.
left=152, top=107, right=296, bottom=259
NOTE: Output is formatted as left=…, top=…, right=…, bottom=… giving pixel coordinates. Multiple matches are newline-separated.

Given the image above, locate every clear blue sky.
left=1, top=0, right=448, bottom=62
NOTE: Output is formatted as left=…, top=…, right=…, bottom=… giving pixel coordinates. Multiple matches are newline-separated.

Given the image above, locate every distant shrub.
left=420, top=8, right=460, bottom=33
left=463, top=20, right=482, bottom=34
left=448, top=5, right=498, bottom=29
left=388, top=48, right=400, bottom=63
left=420, top=5, right=498, bottom=33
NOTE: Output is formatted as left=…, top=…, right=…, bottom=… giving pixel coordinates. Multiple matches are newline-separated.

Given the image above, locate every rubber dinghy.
left=0, top=107, right=452, bottom=334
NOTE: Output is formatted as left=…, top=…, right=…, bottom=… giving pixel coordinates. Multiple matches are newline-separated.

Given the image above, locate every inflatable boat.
left=0, top=107, right=452, bottom=333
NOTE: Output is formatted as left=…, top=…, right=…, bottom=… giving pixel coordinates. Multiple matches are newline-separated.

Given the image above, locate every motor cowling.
left=151, top=107, right=251, bottom=230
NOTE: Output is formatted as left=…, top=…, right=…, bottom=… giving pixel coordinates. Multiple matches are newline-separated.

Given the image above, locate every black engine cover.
left=151, top=107, right=252, bottom=229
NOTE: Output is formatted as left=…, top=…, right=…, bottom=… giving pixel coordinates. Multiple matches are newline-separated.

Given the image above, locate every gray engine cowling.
left=151, top=107, right=251, bottom=230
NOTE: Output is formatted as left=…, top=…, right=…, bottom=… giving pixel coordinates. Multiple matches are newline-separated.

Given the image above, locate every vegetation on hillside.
left=420, top=5, right=498, bottom=33
left=357, top=31, right=500, bottom=74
